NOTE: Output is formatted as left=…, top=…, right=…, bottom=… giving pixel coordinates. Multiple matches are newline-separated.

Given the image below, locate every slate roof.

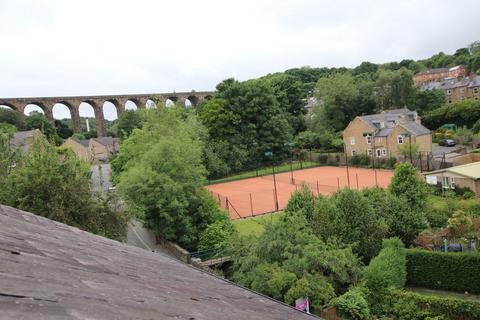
left=357, top=108, right=431, bottom=137
left=0, top=205, right=318, bottom=320
left=468, top=75, right=480, bottom=88
left=400, top=121, right=432, bottom=136
left=73, top=138, right=90, bottom=147
left=9, top=130, right=40, bottom=153
left=421, top=75, right=479, bottom=91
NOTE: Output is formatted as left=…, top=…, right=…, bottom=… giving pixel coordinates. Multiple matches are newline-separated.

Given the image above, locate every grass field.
left=233, top=212, right=284, bottom=236
left=207, top=161, right=324, bottom=185
left=406, top=286, right=480, bottom=302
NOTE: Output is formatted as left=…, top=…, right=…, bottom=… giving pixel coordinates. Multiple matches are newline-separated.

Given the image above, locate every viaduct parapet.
left=0, top=91, right=213, bottom=137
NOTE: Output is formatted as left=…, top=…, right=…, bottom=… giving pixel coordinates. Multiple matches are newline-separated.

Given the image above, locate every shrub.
left=332, top=287, right=370, bottom=320
left=349, top=154, right=371, bottom=167
left=389, top=289, right=480, bottom=320
left=406, top=249, right=480, bottom=293
left=364, top=238, right=407, bottom=292
left=284, top=185, right=315, bottom=220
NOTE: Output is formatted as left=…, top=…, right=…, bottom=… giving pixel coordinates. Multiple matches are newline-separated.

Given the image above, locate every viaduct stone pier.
left=0, top=91, right=213, bottom=137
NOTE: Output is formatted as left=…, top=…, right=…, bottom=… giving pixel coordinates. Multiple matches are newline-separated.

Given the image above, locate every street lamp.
left=284, top=142, right=295, bottom=184
left=265, top=151, right=279, bottom=211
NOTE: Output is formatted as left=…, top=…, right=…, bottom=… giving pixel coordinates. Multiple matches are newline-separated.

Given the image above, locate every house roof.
left=94, top=136, right=115, bottom=147
left=400, top=121, right=432, bottom=136
left=468, top=75, right=480, bottom=88
left=415, top=67, right=449, bottom=76
left=73, top=138, right=90, bottom=147
left=9, top=130, right=40, bottom=152
left=425, top=161, right=480, bottom=180
left=0, top=205, right=318, bottom=320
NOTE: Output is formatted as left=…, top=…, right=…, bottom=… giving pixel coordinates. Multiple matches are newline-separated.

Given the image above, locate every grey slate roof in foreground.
left=0, top=205, right=317, bottom=320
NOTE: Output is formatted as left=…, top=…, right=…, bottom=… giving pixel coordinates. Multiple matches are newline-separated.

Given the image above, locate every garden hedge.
left=390, top=289, right=480, bottom=320
left=407, top=249, right=480, bottom=293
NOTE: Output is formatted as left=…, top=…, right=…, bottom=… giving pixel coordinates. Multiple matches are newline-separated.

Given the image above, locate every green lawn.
left=406, top=286, right=480, bottom=302
left=233, top=212, right=284, bottom=236
left=207, top=161, right=325, bottom=185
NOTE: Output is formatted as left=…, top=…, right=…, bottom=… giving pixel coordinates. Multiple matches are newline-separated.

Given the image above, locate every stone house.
left=421, top=75, right=480, bottom=103
left=62, top=136, right=119, bottom=163
left=414, top=65, right=466, bottom=86
left=343, top=108, right=432, bottom=159
left=9, top=129, right=44, bottom=153
left=424, top=162, right=480, bottom=197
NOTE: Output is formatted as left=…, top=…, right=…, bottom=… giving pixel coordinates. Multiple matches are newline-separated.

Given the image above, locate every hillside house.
left=343, top=108, right=432, bottom=159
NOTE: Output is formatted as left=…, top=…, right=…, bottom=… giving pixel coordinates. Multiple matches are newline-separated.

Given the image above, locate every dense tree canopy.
left=113, top=106, right=233, bottom=250
left=199, top=78, right=294, bottom=173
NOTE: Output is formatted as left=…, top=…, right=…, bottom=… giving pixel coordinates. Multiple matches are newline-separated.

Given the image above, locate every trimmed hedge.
left=389, top=289, right=480, bottom=320
left=407, top=249, right=480, bottom=293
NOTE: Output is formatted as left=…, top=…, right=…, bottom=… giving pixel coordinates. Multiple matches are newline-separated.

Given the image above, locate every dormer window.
left=397, top=135, right=404, bottom=144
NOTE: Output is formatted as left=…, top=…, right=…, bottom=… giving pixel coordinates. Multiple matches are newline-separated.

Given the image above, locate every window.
left=368, top=149, right=373, bottom=156
left=448, top=100, right=452, bottom=103
left=382, top=149, right=387, bottom=156
left=376, top=149, right=382, bottom=157
left=350, top=136, right=356, bottom=145
left=351, top=150, right=357, bottom=156
left=365, top=134, right=372, bottom=144
left=474, top=88, right=479, bottom=95
left=397, top=135, right=404, bottom=144
left=447, top=90, right=452, bottom=95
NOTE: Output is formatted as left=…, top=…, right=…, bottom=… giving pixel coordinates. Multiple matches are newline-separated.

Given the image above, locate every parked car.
left=439, top=139, right=456, bottom=147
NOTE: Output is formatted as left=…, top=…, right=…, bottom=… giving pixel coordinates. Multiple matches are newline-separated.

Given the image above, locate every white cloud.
left=0, top=0, right=479, bottom=119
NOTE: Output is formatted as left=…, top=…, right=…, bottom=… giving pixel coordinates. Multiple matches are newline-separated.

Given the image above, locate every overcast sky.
left=1, top=0, right=479, bottom=120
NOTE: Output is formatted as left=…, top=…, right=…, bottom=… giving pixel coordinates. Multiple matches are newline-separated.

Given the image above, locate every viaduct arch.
left=0, top=92, right=213, bottom=137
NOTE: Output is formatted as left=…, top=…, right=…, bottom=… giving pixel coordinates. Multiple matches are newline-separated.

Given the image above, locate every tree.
left=333, top=288, right=371, bottom=320
left=388, top=163, right=428, bottom=211
left=117, top=109, right=142, bottom=139
left=412, top=89, right=445, bottom=114
left=199, top=78, right=293, bottom=170
left=311, top=188, right=390, bottom=262
left=229, top=211, right=362, bottom=308
left=54, top=119, right=73, bottom=138
left=315, top=73, right=361, bottom=131
left=284, top=273, right=336, bottom=311
left=397, top=141, right=420, bottom=159
left=24, top=112, right=58, bottom=140
left=264, top=73, right=307, bottom=134
left=115, top=106, right=233, bottom=250
left=374, top=68, right=415, bottom=111
left=0, top=107, right=25, bottom=129
left=0, top=136, right=128, bottom=241
left=423, top=99, right=480, bottom=129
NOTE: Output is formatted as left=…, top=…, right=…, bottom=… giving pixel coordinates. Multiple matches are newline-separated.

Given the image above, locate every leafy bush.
left=349, top=154, right=371, bottom=167
left=284, top=185, right=316, bottom=220
left=389, top=289, right=480, bottom=320
left=406, top=249, right=480, bottom=293
left=332, top=287, right=370, bottom=320
left=364, top=238, right=407, bottom=292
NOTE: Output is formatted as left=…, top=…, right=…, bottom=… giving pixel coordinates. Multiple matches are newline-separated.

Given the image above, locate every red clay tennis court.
left=206, top=166, right=394, bottom=220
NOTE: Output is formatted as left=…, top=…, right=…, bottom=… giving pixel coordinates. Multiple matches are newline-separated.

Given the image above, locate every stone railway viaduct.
left=0, top=91, right=213, bottom=137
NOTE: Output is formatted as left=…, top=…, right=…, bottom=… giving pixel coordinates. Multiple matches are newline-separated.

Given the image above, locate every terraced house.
left=343, top=108, right=432, bottom=158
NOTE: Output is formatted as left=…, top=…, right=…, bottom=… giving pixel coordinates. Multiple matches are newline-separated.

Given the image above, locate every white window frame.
left=376, top=149, right=382, bottom=158
left=447, top=90, right=452, bottom=95
left=367, top=149, right=373, bottom=156
left=350, top=136, right=356, bottom=145
left=365, top=134, right=372, bottom=145
left=397, top=135, right=404, bottom=144
left=382, top=149, right=387, bottom=157
left=351, top=150, right=357, bottom=156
